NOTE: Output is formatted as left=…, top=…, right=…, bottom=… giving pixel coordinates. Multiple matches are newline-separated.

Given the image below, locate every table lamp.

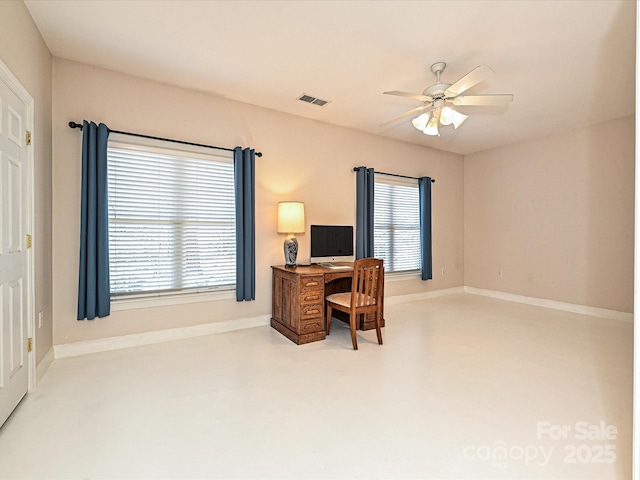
left=277, top=201, right=305, bottom=267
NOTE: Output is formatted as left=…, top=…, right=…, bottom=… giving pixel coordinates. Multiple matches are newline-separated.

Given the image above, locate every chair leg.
left=375, top=311, right=383, bottom=345
left=326, top=304, right=332, bottom=335
left=350, top=313, right=358, bottom=350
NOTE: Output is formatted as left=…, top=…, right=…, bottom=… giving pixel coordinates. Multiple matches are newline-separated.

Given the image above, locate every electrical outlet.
left=498, top=270, right=503, bottom=278
left=38, top=311, right=43, bottom=328
left=528, top=273, right=534, bottom=282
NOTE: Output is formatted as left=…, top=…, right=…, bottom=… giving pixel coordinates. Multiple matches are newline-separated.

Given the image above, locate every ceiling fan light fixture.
left=440, top=106, right=455, bottom=126
left=452, top=111, right=468, bottom=129
left=423, top=115, right=439, bottom=136
left=412, top=113, right=430, bottom=131
left=440, top=106, right=468, bottom=129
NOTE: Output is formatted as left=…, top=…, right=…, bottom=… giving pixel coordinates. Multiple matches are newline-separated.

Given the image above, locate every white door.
left=0, top=67, right=32, bottom=428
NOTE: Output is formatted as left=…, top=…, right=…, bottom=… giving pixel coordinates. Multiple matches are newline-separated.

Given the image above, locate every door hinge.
left=27, top=338, right=33, bottom=352
left=25, top=234, right=32, bottom=249
left=25, top=131, right=32, bottom=145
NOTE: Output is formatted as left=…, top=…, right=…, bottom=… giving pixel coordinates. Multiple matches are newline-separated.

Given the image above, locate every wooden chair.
left=325, top=258, right=384, bottom=350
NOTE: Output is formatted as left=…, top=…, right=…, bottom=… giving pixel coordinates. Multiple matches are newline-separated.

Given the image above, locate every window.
left=107, top=134, right=236, bottom=299
left=374, top=177, right=421, bottom=273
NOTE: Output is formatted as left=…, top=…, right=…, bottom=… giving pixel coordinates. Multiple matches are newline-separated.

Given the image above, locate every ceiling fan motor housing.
left=423, top=83, right=451, bottom=99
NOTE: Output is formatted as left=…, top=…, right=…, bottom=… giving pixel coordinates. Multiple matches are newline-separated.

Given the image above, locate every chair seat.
left=326, top=292, right=376, bottom=308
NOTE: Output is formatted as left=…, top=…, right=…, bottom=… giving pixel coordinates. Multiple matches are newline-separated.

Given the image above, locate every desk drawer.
left=300, top=291, right=323, bottom=305
left=300, top=318, right=324, bottom=334
left=300, top=303, right=323, bottom=320
left=300, top=276, right=323, bottom=289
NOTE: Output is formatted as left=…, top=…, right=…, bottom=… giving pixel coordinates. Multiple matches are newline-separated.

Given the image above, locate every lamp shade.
left=277, top=202, right=305, bottom=233
left=441, top=106, right=468, bottom=129
left=439, top=106, right=455, bottom=126
left=423, top=115, right=439, bottom=136
left=412, top=113, right=429, bottom=131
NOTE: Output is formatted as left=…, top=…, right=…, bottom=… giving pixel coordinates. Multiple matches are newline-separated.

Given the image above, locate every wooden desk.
left=271, top=263, right=384, bottom=345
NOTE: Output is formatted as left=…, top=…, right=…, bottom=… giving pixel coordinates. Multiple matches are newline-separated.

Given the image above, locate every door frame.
left=0, top=57, right=35, bottom=391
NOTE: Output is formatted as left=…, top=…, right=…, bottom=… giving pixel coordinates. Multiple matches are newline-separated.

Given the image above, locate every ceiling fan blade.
left=380, top=105, right=429, bottom=126
left=444, top=66, right=493, bottom=97
left=383, top=90, right=433, bottom=102
left=451, top=94, right=513, bottom=106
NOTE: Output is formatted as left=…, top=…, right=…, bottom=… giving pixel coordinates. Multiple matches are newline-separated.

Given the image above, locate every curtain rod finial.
left=69, top=121, right=83, bottom=130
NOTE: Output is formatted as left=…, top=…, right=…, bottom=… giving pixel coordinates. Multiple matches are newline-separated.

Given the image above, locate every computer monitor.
left=310, top=225, right=354, bottom=264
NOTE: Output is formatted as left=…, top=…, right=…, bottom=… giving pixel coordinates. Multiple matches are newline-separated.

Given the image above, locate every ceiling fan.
left=383, top=62, right=514, bottom=136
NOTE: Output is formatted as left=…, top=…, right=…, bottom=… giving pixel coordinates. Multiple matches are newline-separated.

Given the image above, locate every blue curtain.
left=355, top=166, right=375, bottom=259
left=418, top=177, right=433, bottom=280
left=234, top=147, right=256, bottom=301
left=77, top=121, right=110, bottom=320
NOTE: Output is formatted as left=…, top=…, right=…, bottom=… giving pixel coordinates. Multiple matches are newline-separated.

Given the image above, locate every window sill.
left=385, top=271, right=421, bottom=282
left=111, top=289, right=236, bottom=312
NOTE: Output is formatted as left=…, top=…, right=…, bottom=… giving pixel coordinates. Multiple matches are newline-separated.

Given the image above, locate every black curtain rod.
left=353, top=167, right=435, bottom=183
left=68, top=121, right=262, bottom=157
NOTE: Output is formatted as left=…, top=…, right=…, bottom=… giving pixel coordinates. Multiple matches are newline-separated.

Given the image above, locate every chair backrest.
left=351, top=258, right=384, bottom=308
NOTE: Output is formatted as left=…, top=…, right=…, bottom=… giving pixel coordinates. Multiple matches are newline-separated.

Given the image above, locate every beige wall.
left=0, top=1, right=53, bottom=364
left=46, top=40, right=636, bottom=346
left=464, top=116, right=635, bottom=313
left=52, top=58, right=464, bottom=345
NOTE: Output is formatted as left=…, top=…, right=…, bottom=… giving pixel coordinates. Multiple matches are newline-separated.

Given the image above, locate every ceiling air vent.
left=297, top=93, right=330, bottom=107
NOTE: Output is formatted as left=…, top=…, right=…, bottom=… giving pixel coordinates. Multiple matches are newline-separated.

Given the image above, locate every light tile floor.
left=0, top=294, right=632, bottom=479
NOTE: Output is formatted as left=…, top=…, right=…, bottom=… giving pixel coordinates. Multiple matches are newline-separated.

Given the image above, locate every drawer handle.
left=305, top=281, right=319, bottom=287
left=304, top=295, right=320, bottom=301
left=305, top=308, right=320, bottom=315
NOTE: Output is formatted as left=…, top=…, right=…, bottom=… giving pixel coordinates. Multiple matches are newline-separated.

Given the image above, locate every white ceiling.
left=24, top=0, right=636, bottom=155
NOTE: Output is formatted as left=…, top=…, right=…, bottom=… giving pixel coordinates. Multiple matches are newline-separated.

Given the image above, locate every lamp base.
left=284, top=235, right=298, bottom=267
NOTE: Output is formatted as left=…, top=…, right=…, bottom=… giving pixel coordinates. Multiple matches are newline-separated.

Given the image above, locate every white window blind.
left=374, top=178, right=421, bottom=273
left=107, top=136, right=236, bottom=298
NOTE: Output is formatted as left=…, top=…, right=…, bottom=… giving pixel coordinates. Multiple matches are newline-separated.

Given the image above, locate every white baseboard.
left=53, top=287, right=632, bottom=360
left=54, top=315, right=271, bottom=359
left=464, top=287, right=633, bottom=323
left=36, top=347, right=55, bottom=385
